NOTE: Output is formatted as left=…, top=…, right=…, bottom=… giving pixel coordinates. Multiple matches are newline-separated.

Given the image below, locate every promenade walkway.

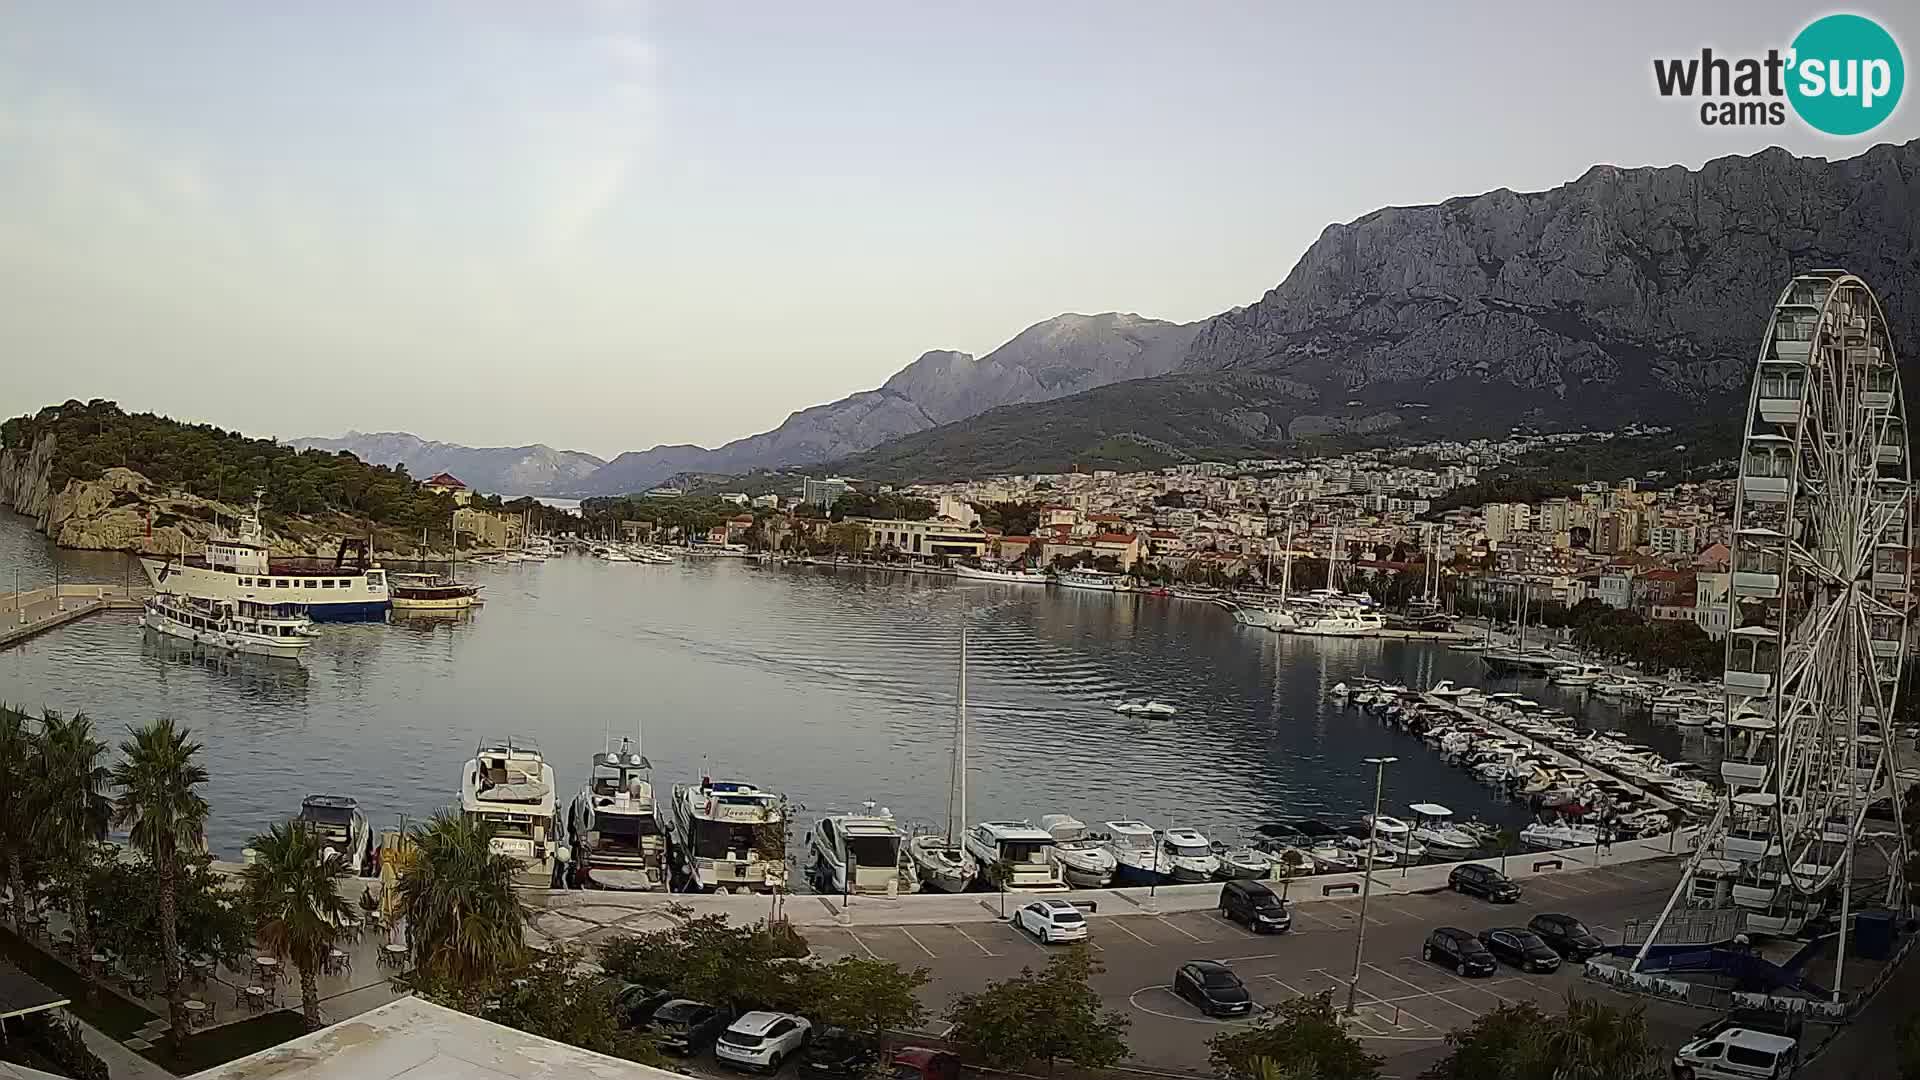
left=0, top=585, right=144, bottom=650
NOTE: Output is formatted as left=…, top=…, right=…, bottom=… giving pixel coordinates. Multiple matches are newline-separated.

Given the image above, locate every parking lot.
left=805, top=859, right=1703, bottom=1077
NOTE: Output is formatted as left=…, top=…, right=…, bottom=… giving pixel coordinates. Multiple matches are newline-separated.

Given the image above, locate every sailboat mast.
left=948, top=626, right=968, bottom=848
left=1280, top=517, right=1294, bottom=602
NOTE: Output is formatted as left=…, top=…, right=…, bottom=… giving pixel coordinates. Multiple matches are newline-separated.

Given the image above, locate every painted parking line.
left=1158, top=918, right=1213, bottom=943
left=1316, top=968, right=1437, bottom=1031
left=1108, top=919, right=1156, bottom=946
left=898, top=927, right=936, bottom=958
left=1292, top=906, right=1347, bottom=931
left=1364, top=963, right=1480, bottom=1019
left=1401, top=955, right=1515, bottom=1005
left=844, top=929, right=881, bottom=960
left=1259, top=973, right=1313, bottom=999
left=949, top=924, right=998, bottom=957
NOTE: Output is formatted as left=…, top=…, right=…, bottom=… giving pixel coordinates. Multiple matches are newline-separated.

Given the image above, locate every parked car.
left=1448, top=863, right=1522, bottom=902
left=1476, top=928, right=1562, bottom=973
left=1015, top=899, right=1090, bottom=944
left=1528, top=912, right=1605, bottom=960
left=1671, top=1027, right=1800, bottom=1080
left=1422, top=927, right=1497, bottom=976
left=614, top=985, right=675, bottom=1030
left=1173, top=960, right=1254, bottom=1017
left=648, top=999, right=733, bottom=1055
left=1219, top=879, right=1292, bottom=933
left=716, top=1010, right=814, bottom=1072
left=889, top=1048, right=963, bottom=1080
left=800, top=1028, right=881, bottom=1079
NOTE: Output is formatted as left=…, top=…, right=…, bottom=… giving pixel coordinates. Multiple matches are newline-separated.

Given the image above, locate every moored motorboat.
left=565, top=736, right=667, bottom=891
left=387, top=572, right=482, bottom=611
left=296, top=794, right=371, bottom=876
left=1213, top=841, right=1271, bottom=881
left=1159, top=828, right=1221, bottom=882
left=810, top=803, right=911, bottom=896
left=1038, top=814, right=1117, bottom=888
left=1102, top=820, right=1162, bottom=884
left=954, top=564, right=1049, bottom=584
left=1407, top=803, right=1480, bottom=851
left=962, top=821, right=1069, bottom=891
left=1111, top=699, right=1177, bottom=716
left=668, top=778, right=788, bottom=894
left=461, top=738, right=559, bottom=889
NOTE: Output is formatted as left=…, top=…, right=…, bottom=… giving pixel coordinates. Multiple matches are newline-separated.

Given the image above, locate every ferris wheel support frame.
left=1631, top=270, right=1911, bottom=1004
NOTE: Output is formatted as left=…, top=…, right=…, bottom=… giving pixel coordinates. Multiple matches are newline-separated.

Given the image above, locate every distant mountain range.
left=297, top=311, right=1198, bottom=495
left=302, top=140, right=1919, bottom=494
left=828, top=139, right=1920, bottom=480
left=286, top=432, right=606, bottom=497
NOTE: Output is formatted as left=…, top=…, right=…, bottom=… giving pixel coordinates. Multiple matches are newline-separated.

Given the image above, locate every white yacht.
left=140, top=493, right=389, bottom=621
left=1521, top=821, right=1601, bottom=849
left=962, top=822, right=1068, bottom=891
left=1102, top=820, right=1162, bottom=885
left=565, top=737, right=667, bottom=891
left=1549, top=663, right=1608, bottom=688
left=1306, top=840, right=1361, bottom=872
left=461, top=739, right=558, bottom=889
left=1054, top=569, right=1124, bottom=592
left=1037, top=814, right=1116, bottom=888
left=668, top=778, right=788, bottom=894
left=1159, top=828, right=1221, bottom=883
left=142, top=594, right=318, bottom=659
left=1427, top=681, right=1472, bottom=700
left=1294, top=611, right=1385, bottom=637
left=810, top=804, right=910, bottom=897
left=1406, top=803, right=1480, bottom=852
left=908, top=627, right=979, bottom=893
left=1110, top=699, right=1178, bottom=717
left=954, top=564, right=1048, bottom=584
left=297, top=794, right=370, bottom=876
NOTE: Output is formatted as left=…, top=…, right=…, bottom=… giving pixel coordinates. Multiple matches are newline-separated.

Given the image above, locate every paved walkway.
left=71, top=1016, right=173, bottom=1080
left=0, top=586, right=143, bottom=650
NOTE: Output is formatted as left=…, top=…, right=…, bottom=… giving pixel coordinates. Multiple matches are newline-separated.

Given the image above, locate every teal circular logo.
left=1788, top=14, right=1904, bottom=135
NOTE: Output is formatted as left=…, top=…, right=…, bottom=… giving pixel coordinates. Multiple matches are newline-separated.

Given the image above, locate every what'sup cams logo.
left=1655, top=13, right=1903, bottom=135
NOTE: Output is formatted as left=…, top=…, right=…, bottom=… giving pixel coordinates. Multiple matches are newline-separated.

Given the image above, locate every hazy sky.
left=2, top=2, right=1914, bottom=459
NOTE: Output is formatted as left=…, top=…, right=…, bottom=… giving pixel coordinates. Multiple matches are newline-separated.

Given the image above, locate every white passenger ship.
left=140, top=593, right=317, bottom=659
left=140, top=495, right=389, bottom=622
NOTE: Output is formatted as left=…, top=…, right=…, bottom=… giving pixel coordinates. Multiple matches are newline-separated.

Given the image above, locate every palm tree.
left=1540, top=994, right=1663, bottom=1080
left=31, top=710, right=112, bottom=991
left=0, top=706, right=35, bottom=930
left=391, top=811, right=528, bottom=987
left=242, top=821, right=352, bottom=1028
left=111, top=718, right=210, bottom=1047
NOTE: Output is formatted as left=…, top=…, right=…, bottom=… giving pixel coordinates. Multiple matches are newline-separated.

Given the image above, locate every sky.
left=1, top=2, right=1915, bottom=460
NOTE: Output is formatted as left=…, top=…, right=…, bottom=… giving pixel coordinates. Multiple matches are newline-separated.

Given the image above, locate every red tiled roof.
left=1094, top=533, right=1137, bottom=545
left=425, top=472, right=466, bottom=488
left=1000, top=536, right=1037, bottom=544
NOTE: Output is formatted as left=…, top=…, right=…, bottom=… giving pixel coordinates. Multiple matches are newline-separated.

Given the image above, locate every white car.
left=1016, top=899, right=1089, bottom=944
left=714, top=1011, right=812, bottom=1072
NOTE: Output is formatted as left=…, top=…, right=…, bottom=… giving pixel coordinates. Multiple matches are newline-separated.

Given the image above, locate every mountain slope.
left=829, top=140, right=1920, bottom=482
left=287, top=431, right=606, bottom=496
left=579, top=312, right=1197, bottom=494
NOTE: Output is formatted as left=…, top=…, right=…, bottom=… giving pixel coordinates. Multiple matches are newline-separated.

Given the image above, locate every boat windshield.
left=1168, top=840, right=1211, bottom=857
left=999, top=841, right=1048, bottom=865
left=691, top=818, right=763, bottom=858
left=847, top=835, right=900, bottom=867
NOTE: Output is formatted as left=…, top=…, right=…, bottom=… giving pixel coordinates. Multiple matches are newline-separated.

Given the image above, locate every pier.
left=0, top=584, right=146, bottom=650
left=1421, top=693, right=1684, bottom=820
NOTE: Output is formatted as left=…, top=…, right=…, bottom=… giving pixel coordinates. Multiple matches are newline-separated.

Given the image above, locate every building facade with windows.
left=856, top=518, right=988, bottom=559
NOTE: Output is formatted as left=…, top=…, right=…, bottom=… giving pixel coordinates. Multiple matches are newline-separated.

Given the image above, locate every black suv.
left=801, top=1027, right=881, bottom=1079
left=1173, top=961, right=1254, bottom=1017
left=1448, top=863, right=1522, bottom=903
left=1219, top=880, right=1292, bottom=933
left=1423, top=927, right=1497, bottom=976
left=648, top=999, right=733, bottom=1055
left=1528, top=913, right=1605, bottom=960
left=1477, top=928, right=1562, bottom=973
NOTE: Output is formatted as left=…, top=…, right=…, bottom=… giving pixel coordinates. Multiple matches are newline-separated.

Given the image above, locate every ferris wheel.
left=1639, top=271, right=1911, bottom=975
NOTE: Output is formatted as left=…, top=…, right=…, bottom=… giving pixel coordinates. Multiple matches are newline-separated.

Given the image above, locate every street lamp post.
left=1347, top=756, right=1397, bottom=1016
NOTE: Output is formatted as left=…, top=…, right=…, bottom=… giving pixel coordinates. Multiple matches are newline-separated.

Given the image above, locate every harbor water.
left=0, top=510, right=1717, bottom=861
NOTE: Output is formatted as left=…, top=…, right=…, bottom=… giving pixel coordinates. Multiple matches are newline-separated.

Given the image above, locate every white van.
left=1672, top=1027, right=1799, bottom=1079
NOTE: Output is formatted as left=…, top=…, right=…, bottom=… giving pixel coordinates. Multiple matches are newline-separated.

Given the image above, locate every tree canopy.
left=3, top=399, right=457, bottom=528
left=1421, top=996, right=1665, bottom=1080
left=1208, top=991, right=1383, bottom=1080
left=830, top=490, right=935, bottom=522
left=945, top=946, right=1130, bottom=1073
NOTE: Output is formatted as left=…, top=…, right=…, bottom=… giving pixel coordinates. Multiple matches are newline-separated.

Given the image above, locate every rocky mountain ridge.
left=830, top=139, right=1920, bottom=480
left=286, top=431, right=606, bottom=497
left=571, top=311, right=1199, bottom=494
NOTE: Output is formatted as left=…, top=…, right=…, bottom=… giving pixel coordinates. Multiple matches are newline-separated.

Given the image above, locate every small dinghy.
left=1212, top=840, right=1272, bottom=881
